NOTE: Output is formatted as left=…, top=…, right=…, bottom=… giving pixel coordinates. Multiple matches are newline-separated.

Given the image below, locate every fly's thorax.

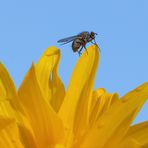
left=87, top=36, right=93, bottom=42
left=84, top=33, right=94, bottom=42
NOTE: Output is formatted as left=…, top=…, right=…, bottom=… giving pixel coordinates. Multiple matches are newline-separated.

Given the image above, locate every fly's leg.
left=94, top=39, right=97, bottom=45
left=78, top=51, right=82, bottom=56
left=91, top=39, right=97, bottom=45
left=84, top=45, right=88, bottom=55
left=91, top=40, right=101, bottom=52
left=78, top=38, right=87, bottom=56
left=78, top=46, right=83, bottom=56
left=91, top=41, right=95, bottom=44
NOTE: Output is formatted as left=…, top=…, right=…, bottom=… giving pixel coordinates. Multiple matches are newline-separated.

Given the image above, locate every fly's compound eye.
left=91, top=32, right=95, bottom=36
left=90, top=32, right=95, bottom=39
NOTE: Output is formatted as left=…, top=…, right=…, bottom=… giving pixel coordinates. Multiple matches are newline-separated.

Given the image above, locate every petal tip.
left=81, top=45, right=100, bottom=58
left=43, top=46, right=60, bottom=56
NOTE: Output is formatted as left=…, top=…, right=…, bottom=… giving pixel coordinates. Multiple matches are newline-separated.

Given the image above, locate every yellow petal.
left=36, top=46, right=65, bottom=111
left=0, top=99, right=16, bottom=117
left=0, top=104, right=36, bottom=148
left=0, top=79, right=6, bottom=99
left=126, top=121, right=148, bottom=147
left=49, top=64, right=66, bottom=112
left=121, top=82, right=148, bottom=102
left=18, top=64, right=64, bottom=147
left=59, top=45, right=99, bottom=140
left=18, top=115, right=37, bottom=148
left=0, top=63, right=36, bottom=147
left=79, top=82, right=148, bottom=148
left=54, top=144, right=65, bottom=148
left=0, top=99, right=23, bottom=130
left=89, top=89, right=119, bottom=127
left=0, top=64, right=29, bottom=138
left=0, top=63, right=18, bottom=109
left=118, top=138, right=142, bottom=148
left=90, top=88, right=106, bottom=113
left=0, top=63, right=25, bottom=115
left=0, top=116, right=24, bottom=148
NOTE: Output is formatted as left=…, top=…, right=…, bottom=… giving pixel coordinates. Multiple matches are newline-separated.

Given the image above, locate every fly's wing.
left=57, top=35, right=77, bottom=44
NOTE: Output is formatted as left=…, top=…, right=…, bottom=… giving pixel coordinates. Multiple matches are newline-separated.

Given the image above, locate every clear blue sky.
left=0, top=0, right=147, bottom=124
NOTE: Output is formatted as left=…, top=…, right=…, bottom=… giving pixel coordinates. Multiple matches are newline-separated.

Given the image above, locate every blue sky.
left=0, top=0, right=147, bottom=124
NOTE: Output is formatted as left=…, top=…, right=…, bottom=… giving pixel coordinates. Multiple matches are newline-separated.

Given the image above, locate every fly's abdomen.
left=72, top=39, right=82, bottom=52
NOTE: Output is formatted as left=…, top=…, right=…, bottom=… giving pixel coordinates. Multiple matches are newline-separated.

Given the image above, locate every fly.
left=57, top=31, right=98, bottom=56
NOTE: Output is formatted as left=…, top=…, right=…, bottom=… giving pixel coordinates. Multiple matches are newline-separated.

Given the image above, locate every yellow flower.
left=0, top=45, right=148, bottom=148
